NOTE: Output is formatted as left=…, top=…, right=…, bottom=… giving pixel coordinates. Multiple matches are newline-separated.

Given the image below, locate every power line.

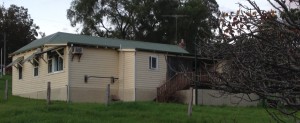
left=162, top=15, right=188, bottom=43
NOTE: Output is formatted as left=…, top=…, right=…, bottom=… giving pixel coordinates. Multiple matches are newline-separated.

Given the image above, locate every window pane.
left=58, top=57, right=63, bottom=71
left=152, top=57, right=157, bottom=69
left=19, top=66, right=22, bottom=79
left=47, top=48, right=64, bottom=73
left=34, top=67, right=38, bottom=76
left=48, top=59, right=52, bottom=73
left=149, top=57, right=151, bottom=69
left=54, top=57, right=58, bottom=72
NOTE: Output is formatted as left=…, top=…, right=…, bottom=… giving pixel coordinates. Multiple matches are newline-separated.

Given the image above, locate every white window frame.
left=33, top=65, right=39, bottom=77
left=149, top=56, right=158, bottom=70
left=18, top=65, right=23, bottom=80
left=48, top=58, right=53, bottom=73
left=32, top=58, right=39, bottom=77
left=48, top=49, right=64, bottom=73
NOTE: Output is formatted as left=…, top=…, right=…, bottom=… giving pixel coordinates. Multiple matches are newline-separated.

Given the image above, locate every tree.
left=67, top=0, right=219, bottom=53
left=201, top=0, right=300, bottom=120
left=0, top=4, right=39, bottom=61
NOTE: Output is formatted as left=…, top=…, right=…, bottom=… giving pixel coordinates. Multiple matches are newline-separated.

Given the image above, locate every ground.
left=0, top=75, right=297, bottom=123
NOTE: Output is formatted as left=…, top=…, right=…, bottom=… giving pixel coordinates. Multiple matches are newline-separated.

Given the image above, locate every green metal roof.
left=12, top=32, right=189, bottom=55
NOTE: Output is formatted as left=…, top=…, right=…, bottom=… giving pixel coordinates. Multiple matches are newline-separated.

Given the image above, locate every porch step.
left=157, top=72, right=193, bottom=102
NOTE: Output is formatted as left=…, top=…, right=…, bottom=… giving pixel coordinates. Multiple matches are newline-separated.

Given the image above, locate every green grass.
left=0, top=75, right=296, bottom=123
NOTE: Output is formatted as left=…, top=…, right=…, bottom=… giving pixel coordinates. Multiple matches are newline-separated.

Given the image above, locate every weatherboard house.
left=8, top=32, right=192, bottom=102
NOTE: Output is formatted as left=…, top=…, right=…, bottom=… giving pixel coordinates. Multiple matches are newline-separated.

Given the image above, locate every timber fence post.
left=4, top=80, right=8, bottom=100
left=106, top=84, right=110, bottom=106
left=47, top=82, right=51, bottom=105
left=188, top=86, right=193, bottom=116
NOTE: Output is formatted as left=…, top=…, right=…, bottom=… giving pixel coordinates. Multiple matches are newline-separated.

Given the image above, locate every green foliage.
left=0, top=75, right=12, bottom=97
left=0, top=100, right=294, bottom=123
left=0, top=75, right=297, bottom=123
left=0, top=4, right=39, bottom=58
left=67, top=0, right=219, bottom=53
left=211, top=1, right=300, bottom=117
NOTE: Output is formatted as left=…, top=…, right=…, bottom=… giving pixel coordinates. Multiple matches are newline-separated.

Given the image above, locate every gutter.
left=67, top=42, right=189, bottom=55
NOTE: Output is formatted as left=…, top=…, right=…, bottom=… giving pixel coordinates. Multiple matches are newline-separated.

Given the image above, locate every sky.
left=217, top=0, right=273, bottom=12
left=0, top=0, right=274, bottom=37
left=1, top=0, right=76, bottom=36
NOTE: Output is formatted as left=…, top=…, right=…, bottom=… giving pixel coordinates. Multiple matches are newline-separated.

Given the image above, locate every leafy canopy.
left=67, top=0, right=219, bottom=52
left=0, top=4, right=39, bottom=56
left=202, top=0, right=300, bottom=119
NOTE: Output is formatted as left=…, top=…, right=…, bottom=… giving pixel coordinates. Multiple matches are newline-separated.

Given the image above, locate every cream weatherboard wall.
left=12, top=46, right=69, bottom=101
left=12, top=46, right=169, bottom=102
left=118, top=50, right=135, bottom=101
left=68, top=47, right=119, bottom=102
left=135, top=51, right=167, bottom=101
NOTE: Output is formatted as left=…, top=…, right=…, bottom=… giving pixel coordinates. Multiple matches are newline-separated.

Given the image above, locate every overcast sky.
left=217, top=0, right=273, bottom=12
left=1, top=0, right=75, bottom=36
left=0, top=0, right=274, bottom=37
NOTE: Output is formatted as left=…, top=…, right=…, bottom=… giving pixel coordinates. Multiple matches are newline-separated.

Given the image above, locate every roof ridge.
left=64, top=32, right=178, bottom=47
left=54, top=32, right=179, bottom=47
left=46, top=32, right=60, bottom=43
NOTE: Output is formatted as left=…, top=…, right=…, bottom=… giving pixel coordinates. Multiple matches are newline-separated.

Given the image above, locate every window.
left=48, top=49, right=64, bottom=73
left=18, top=65, right=22, bottom=79
left=33, top=59, right=39, bottom=76
left=149, top=56, right=158, bottom=69
left=48, top=59, right=52, bottom=73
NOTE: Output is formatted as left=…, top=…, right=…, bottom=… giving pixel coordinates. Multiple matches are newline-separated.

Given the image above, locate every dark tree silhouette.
left=67, top=0, right=219, bottom=53
left=198, top=0, right=300, bottom=121
left=0, top=4, right=39, bottom=61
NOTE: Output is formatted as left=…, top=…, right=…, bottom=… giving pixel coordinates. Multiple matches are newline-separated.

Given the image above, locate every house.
left=8, top=32, right=190, bottom=102
left=8, top=32, right=259, bottom=106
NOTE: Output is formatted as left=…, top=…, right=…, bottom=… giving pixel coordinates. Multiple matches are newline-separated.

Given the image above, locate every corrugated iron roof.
left=12, top=32, right=189, bottom=55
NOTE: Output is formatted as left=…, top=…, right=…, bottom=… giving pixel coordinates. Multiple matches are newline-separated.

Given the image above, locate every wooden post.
left=4, top=80, right=8, bottom=100
left=188, top=87, right=193, bottom=116
left=47, top=82, right=51, bottom=105
left=66, top=85, right=70, bottom=103
left=106, top=84, right=110, bottom=106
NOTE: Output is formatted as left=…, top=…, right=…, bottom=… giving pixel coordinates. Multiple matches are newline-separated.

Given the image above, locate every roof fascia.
left=118, top=49, right=136, bottom=52
left=67, top=42, right=189, bottom=55
left=44, top=43, right=68, bottom=46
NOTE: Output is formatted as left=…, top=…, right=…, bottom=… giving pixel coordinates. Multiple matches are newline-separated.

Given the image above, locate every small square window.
left=149, top=56, right=158, bottom=69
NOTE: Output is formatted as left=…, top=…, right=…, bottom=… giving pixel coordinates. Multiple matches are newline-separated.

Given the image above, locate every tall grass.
left=0, top=75, right=296, bottom=123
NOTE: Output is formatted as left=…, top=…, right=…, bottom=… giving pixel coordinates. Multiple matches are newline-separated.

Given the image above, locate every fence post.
left=4, top=80, right=8, bottom=100
left=187, top=86, right=193, bottom=116
left=105, top=84, right=110, bottom=106
left=47, top=82, right=51, bottom=105
left=106, top=84, right=110, bottom=106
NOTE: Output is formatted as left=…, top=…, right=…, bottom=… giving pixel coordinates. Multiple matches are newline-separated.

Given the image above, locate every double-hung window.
left=149, top=56, right=158, bottom=69
left=18, top=65, right=22, bottom=79
left=48, top=49, right=64, bottom=73
left=33, top=59, right=39, bottom=76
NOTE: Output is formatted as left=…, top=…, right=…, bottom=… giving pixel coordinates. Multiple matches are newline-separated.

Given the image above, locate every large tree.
left=67, top=0, right=218, bottom=53
left=0, top=4, right=39, bottom=60
left=201, top=0, right=300, bottom=120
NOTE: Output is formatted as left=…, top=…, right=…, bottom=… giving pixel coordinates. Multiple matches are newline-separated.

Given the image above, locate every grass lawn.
left=0, top=75, right=296, bottom=123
